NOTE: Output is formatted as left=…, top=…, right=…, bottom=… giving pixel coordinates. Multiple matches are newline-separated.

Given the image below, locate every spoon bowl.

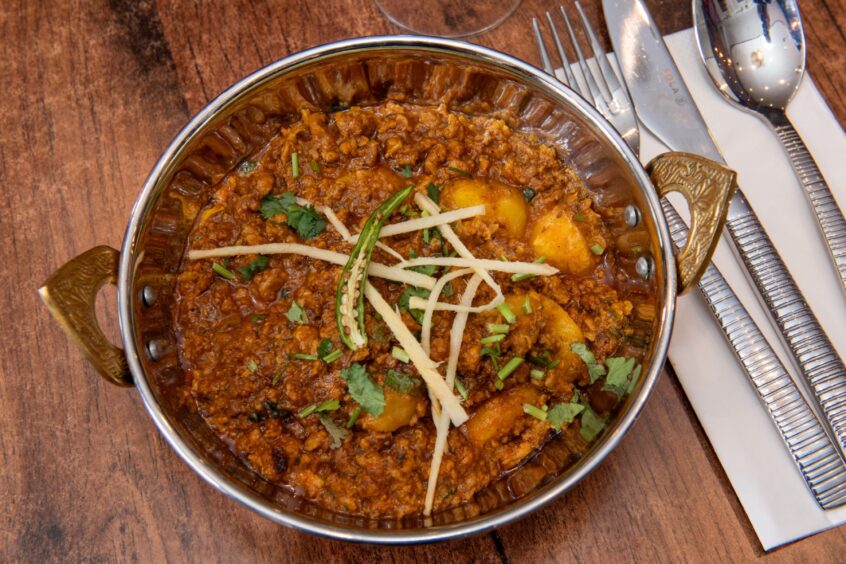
left=694, top=0, right=846, bottom=295
left=695, top=0, right=804, bottom=112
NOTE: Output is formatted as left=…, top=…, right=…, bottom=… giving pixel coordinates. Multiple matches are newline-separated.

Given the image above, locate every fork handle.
left=765, top=110, right=846, bottom=294
left=725, top=193, right=846, bottom=464
left=662, top=198, right=846, bottom=508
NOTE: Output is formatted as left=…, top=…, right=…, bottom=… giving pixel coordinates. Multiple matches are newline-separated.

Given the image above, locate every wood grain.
left=2, top=0, right=845, bottom=561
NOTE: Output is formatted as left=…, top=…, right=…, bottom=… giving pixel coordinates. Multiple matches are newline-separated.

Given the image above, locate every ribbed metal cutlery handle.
left=724, top=202, right=846, bottom=463
left=767, top=111, right=846, bottom=294
left=662, top=199, right=846, bottom=508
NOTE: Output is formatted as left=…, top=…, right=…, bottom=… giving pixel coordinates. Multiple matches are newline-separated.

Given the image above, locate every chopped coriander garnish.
left=447, top=166, right=471, bottom=177
left=522, top=187, right=536, bottom=201
left=248, top=411, right=263, bottom=423
left=605, top=356, right=637, bottom=392
left=627, top=365, right=642, bottom=395
left=291, top=152, right=299, bottom=178
left=512, top=257, right=547, bottom=282
left=246, top=359, right=258, bottom=372
left=494, top=379, right=504, bottom=390
left=497, top=357, right=524, bottom=380
left=497, top=302, right=517, bottom=324
left=454, top=377, right=469, bottom=400
left=340, top=363, right=385, bottom=417
left=239, top=255, right=270, bottom=281
left=570, top=343, right=606, bottom=383
left=345, top=406, right=361, bottom=428
left=442, top=282, right=454, bottom=297
left=400, top=164, right=413, bottom=178
left=423, top=226, right=430, bottom=244
left=523, top=403, right=548, bottom=421
left=573, top=214, right=586, bottom=222
left=579, top=407, right=607, bottom=442
left=407, top=249, right=439, bottom=276
left=486, top=323, right=510, bottom=334
left=316, top=338, right=333, bottom=358
left=392, top=346, right=410, bottom=363
left=316, top=399, right=340, bottom=412
left=480, top=334, right=505, bottom=344
left=590, top=243, right=605, bottom=255
left=249, top=314, right=266, bottom=323
left=309, top=159, right=320, bottom=173
left=386, top=369, right=421, bottom=394
left=399, top=204, right=419, bottom=218
left=260, top=192, right=327, bottom=239
left=298, top=404, right=317, bottom=418
left=547, top=402, right=584, bottom=430
left=530, top=369, right=545, bottom=380
left=317, top=414, right=348, bottom=448
left=398, top=287, right=430, bottom=324
left=237, top=160, right=257, bottom=175
left=212, top=262, right=237, bottom=280
left=523, top=294, right=533, bottom=314
left=291, top=353, right=318, bottom=361
left=322, top=350, right=343, bottom=363
left=286, top=301, right=309, bottom=325
left=426, top=182, right=441, bottom=204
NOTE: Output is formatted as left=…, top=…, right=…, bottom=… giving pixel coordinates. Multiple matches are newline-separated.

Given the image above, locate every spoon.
left=694, top=0, right=846, bottom=294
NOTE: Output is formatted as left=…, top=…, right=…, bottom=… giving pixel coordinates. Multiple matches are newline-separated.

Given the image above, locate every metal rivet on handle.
left=635, top=256, right=654, bottom=280
left=142, top=286, right=157, bottom=307
left=624, top=204, right=641, bottom=227
left=146, top=340, right=163, bottom=361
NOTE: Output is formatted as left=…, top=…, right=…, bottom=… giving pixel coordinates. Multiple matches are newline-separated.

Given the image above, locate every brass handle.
left=38, top=246, right=133, bottom=386
left=647, top=152, right=737, bottom=294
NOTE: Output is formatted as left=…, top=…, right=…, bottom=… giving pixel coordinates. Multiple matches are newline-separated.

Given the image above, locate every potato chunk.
left=441, top=178, right=528, bottom=238
left=531, top=209, right=592, bottom=275
left=361, top=388, right=420, bottom=433
left=466, top=386, right=541, bottom=444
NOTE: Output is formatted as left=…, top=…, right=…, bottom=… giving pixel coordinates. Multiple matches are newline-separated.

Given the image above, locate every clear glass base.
left=375, top=0, right=522, bottom=39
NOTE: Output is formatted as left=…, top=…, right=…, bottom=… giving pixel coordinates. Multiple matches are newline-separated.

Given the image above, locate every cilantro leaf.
left=400, top=165, right=413, bottom=178
left=547, top=402, right=585, bottom=430
left=239, top=255, right=270, bottom=281
left=385, top=369, right=421, bottom=394
left=286, top=203, right=327, bottom=239
left=260, top=192, right=297, bottom=219
left=286, top=301, right=309, bottom=324
left=522, top=187, right=536, bottom=201
left=340, top=363, right=385, bottom=417
left=426, top=182, right=441, bottom=204
left=259, top=192, right=326, bottom=239
left=570, top=343, right=606, bottom=383
left=398, top=287, right=430, bottom=324
left=316, top=338, right=333, bottom=358
left=604, top=356, right=636, bottom=393
left=317, top=414, right=349, bottom=449
left=579, top=406, right=607, bottom=442
left=407, top=249, right=439, bottom=276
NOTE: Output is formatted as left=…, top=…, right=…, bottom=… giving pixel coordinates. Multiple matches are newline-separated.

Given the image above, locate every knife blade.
left=603, top=0, right=846, bottom=465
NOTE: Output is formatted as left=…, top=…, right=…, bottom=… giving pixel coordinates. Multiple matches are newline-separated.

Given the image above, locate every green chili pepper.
left=336, top=185, right=414, bottom=350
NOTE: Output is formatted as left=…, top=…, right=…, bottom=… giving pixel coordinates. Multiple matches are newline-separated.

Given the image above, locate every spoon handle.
left=725, top=193, right=846, bottom=463
left=662, top=198, right=846, bottom=509
left=766, top=111, right=846, bottom=294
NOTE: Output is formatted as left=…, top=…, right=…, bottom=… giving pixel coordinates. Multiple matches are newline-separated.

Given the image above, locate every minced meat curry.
left=173, top=101, right=654, bottom=519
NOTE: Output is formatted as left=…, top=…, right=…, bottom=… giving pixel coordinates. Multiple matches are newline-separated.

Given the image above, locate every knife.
left=602, top=0, right=846, bottom=465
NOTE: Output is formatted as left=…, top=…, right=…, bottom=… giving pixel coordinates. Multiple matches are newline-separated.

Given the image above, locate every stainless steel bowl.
left=38, top=36, right=735, bottom=543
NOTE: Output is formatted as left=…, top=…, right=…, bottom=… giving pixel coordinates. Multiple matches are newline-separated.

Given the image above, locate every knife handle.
left=725, top=198, right=846, bottom=463
left=766, top=111, right=846, bottom=294
left=661, top=198, right=846, bottom=508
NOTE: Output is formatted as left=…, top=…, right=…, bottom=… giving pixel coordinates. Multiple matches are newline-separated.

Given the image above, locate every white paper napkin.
left=633, top=29, right=846, bottom=550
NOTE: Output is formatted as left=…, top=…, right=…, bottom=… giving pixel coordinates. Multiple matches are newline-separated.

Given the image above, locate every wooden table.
left=3, top=1, right=846, bottom=561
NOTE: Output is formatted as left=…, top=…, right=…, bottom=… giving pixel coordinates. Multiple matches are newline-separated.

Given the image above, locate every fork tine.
left=574, top=0, right=617, bottom=103
left=558, top=5, right=604, bottom=107
left=532, top=18, right=555, bottom=76
left=544, top=11, right=577, bottom=90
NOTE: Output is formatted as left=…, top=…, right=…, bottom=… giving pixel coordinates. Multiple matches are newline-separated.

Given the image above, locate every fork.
left=532, top=3, right=846, bottom=509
